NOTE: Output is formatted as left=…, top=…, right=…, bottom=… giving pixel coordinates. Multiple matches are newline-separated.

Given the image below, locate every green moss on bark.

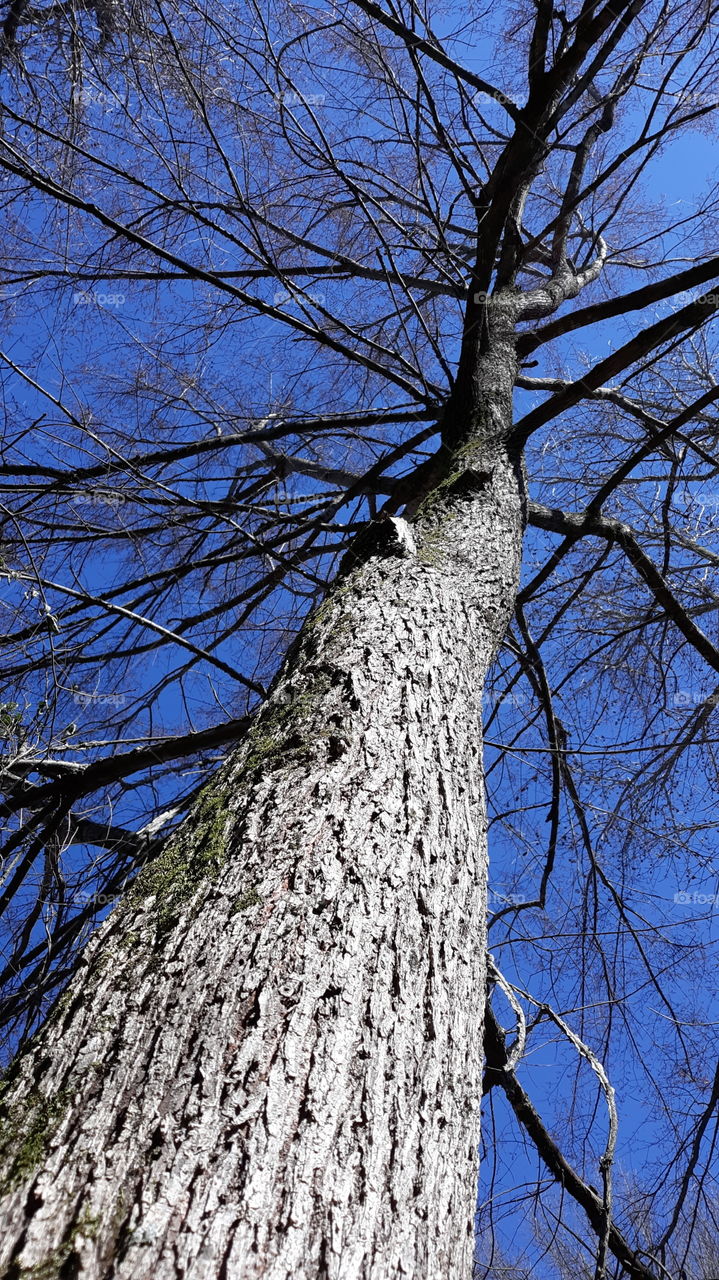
left=241, top=671, right=335, bottom=777
left=0, top=1087, right=70, bottom=1196
left=415, top=440, right=492, bottom=522
left=242, top=693, right=317, bottom=774
left=129, top=779, right=231, bottom=939
left=230, top=886, right=262, bottom=914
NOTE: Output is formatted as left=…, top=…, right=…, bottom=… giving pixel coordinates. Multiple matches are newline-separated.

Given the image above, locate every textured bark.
left=0, top=434, right=522, bottom=1278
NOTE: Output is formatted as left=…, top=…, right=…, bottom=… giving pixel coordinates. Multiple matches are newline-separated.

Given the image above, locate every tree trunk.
left=0, top=436, right=523, bottom=1279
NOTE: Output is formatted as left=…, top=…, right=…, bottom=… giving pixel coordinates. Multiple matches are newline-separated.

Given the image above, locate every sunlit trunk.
left=0, top=433, right=522, bottom=1279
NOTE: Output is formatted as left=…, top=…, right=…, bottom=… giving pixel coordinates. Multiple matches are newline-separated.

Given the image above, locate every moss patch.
left=241, top=672, right=333, bottom=777
left=242, top=694, right=314, bottom=775
left=302, top=584, right=354, bottom=648
left=0, top=1086, right=70, bottom=1196
left=415, top=440, right=492, bottom=522
left=129, top=778, right=231, bottom=940
left=230, top=886, right=262, bottom=915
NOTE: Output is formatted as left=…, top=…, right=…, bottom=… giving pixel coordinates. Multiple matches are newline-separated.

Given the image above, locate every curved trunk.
left=0, top=441, right=522, bottom=1280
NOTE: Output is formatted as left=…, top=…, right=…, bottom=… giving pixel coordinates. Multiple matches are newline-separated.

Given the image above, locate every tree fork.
left=0, top=433, right=523, bottom=1280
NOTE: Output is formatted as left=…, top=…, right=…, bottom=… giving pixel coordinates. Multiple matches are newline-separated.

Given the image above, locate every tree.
left=1, top=0, right=719, bottom=1275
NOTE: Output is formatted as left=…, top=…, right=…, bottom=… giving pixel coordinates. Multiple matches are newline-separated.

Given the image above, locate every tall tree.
left=1, top=0, right=719, bottom=1275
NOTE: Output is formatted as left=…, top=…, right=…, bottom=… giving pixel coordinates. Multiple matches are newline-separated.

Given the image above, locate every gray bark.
left=0, top=431, right=522, bottom=1279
